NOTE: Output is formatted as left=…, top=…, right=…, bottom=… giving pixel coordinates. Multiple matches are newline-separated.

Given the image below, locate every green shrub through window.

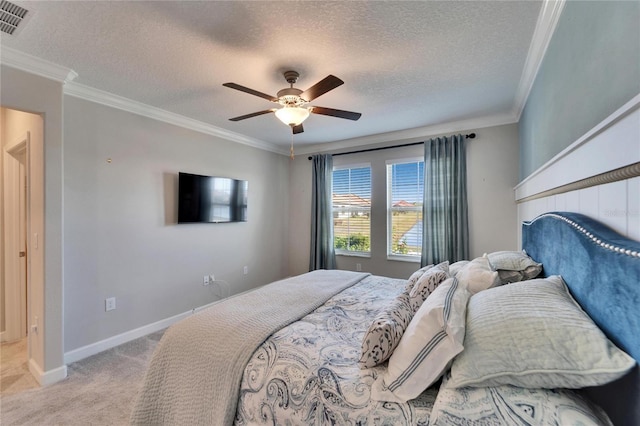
left=332, top=165, right=371, bottom=253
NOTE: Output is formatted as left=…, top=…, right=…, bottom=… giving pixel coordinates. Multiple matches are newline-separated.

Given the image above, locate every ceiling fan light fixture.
left=275, top=106, right=310, bottom=126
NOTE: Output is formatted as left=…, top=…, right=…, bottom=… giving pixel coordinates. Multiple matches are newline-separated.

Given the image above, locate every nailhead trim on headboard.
left=535, top=213, right=640, bottom=258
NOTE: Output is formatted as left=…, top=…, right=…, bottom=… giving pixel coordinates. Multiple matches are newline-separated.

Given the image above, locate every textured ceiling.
left=1, top=1, right=542, bottom=150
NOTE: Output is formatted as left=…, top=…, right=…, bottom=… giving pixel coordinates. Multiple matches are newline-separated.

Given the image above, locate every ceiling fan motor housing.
left=276, top=87, right=307, bottom=107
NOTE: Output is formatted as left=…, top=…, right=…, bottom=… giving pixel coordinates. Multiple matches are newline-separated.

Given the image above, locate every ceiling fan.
left=223, top=70, right=362, bottom=135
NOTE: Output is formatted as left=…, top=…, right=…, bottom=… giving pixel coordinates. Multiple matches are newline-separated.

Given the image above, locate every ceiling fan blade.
left=311, top=106, right=362, bottom=121
left=223, top=83, right=278, bottom=102
left=292, top=124, right=304, bottom=134
left=229, top=109, right=277, bottom=121
left=300, top=75, right=344, bottom=102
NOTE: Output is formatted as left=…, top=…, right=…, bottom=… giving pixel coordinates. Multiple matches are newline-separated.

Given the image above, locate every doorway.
left=1, top=106, right=43, bottom=391
left=2, top=134, right=29, bottom=344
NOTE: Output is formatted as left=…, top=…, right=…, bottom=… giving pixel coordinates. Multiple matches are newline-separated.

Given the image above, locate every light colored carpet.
left=0, top=330, right=164, bottom=425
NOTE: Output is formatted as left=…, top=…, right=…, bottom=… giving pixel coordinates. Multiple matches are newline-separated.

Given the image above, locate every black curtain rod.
left=307, top=133, right=476, bottom=160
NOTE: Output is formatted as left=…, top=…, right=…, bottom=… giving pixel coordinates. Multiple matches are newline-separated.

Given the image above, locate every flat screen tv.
left=178, top=172, right=248, bottom=223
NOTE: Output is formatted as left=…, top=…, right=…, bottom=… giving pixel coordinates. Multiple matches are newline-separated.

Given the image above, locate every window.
left=387, top=159, right=424, bottom=259
left=332, top=165, right=371, bottom=255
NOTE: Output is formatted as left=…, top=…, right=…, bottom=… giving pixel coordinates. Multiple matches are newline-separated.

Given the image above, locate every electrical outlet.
left=105, top=297, right=116, bottom=312
left=356, top=263, right=362, bottom=272
left=243, top=266, right=248, bottom=275
left=203, top=275, right=210, bottom=286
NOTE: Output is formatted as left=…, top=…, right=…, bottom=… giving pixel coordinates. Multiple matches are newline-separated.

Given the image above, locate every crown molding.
left=512, top=0, right=566, bottom=119
left=0, top=47, right=285, bottom=155
left=64, top=82, right=286, bottom=155
left=296, top=112, right=518, bottom=156
left=0, top=46, right=78, bottom=83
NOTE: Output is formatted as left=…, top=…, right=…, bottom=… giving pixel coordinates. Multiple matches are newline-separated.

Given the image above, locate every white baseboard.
left=29, top=358, right=67, bottom=386
left=63, top=301, right=222, bottom=365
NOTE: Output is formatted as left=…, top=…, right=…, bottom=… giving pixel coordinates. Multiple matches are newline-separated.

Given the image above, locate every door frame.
left=3, top=132, right=30, bottom=343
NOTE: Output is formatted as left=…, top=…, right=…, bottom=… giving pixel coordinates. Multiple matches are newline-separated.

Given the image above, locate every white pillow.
left=446, top=276, right=636, bottom=389
left=456, top=256, right=500, bottom=294
left=408, top=262, right=449, bottom=313
left=372, top=277, right=470, bottom=403
left=449, top=260, right=469, bottom=277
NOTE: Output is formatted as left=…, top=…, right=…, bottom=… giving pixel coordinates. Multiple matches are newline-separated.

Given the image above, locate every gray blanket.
left=130, top=270, right=369, bottom=425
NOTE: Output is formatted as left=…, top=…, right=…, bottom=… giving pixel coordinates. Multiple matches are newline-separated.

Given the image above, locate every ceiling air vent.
left=0, top=0, right=29, bottom=36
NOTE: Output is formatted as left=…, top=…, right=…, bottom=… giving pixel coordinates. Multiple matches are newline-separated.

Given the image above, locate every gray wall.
left=0, top=108, right=4, bottom=333
left=519, top=1, right=640, bottom=180
left=288, top=123, right=520, bottom=279
left=0, top=65, right=64, bottom=372
left=63, top=96, right=290, bottom=351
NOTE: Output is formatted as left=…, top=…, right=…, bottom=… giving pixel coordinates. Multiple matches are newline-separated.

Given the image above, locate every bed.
left=131, top=211, right=639, bottom=426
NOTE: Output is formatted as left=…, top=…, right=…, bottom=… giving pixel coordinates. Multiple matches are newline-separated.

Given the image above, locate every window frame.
left=386, top=157, right=424, bottom=262
left=332, top=163, right=372, bottom=258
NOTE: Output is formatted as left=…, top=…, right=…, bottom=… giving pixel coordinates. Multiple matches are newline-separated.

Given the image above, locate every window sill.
left=336, top=251, right=371, bottom=258
left=387, top=255, right=421, bottom=263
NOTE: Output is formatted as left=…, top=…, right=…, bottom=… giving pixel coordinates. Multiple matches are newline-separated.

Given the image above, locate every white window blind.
left=387, top=160, right=424, bottom=258
left=332, top=165, right=371, bottom=254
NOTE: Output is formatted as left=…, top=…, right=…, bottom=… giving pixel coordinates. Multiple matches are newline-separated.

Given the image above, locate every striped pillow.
left=372, top=277, right=471, bottom=402
left=446, top=276, right=635, bottom=389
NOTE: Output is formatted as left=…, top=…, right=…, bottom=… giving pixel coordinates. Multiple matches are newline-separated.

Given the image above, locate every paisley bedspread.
left=234, top=275, right=438, bottom=425
left=233, top=274, right=613, bottom=426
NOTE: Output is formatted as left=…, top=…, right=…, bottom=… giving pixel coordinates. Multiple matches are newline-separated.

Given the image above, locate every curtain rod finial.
left=466, top=133, right=476, bottom=139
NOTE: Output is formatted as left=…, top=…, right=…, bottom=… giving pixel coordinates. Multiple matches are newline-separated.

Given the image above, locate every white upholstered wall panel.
left=516, top=94, right=640, bottom=246
left=629, top=177, right=640, bottom=241
left=518, top=176, right=640, bottom=247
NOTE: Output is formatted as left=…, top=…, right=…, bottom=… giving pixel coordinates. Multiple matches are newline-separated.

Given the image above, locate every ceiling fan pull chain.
left=290, top=133, right=295, bottom=160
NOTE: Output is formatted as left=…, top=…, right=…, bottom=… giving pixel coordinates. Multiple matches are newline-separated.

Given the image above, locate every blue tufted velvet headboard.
left=522, top=212, right=640, bottom=426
